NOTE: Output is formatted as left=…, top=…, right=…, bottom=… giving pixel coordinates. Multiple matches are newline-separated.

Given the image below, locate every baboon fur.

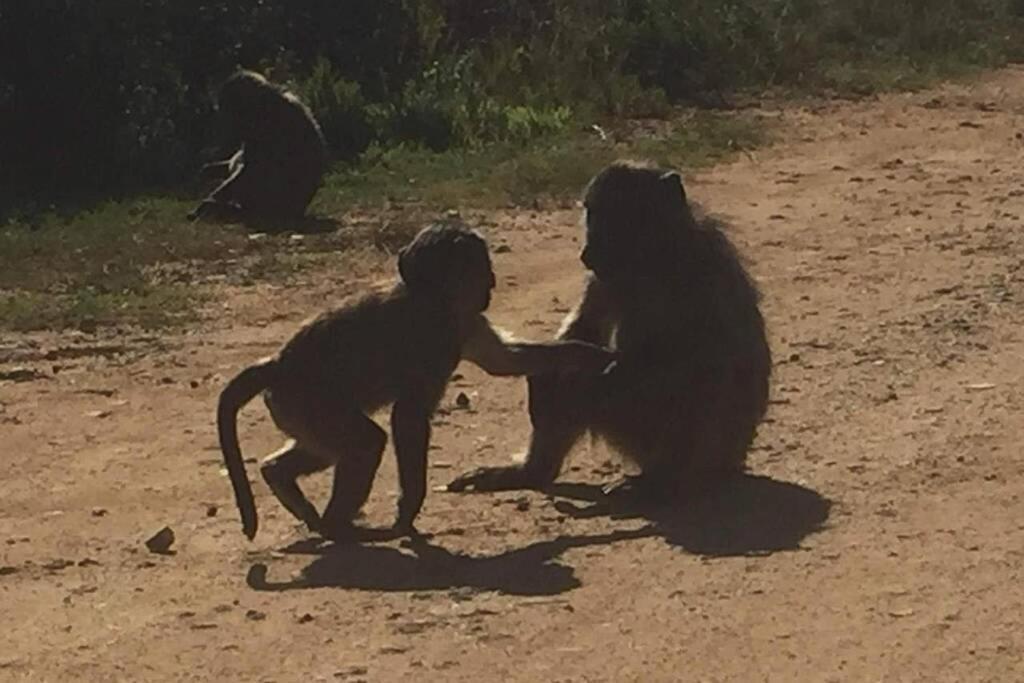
left=217, top=223, right=616, bottom=540
left=449, top=160, right=772, bottom=497
left=190, top=70, right=327, bottom=224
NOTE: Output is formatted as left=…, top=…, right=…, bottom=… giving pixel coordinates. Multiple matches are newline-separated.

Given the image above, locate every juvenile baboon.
left=218, top=223, right=616, bottom=541
left=448, top=161, right=772, bottom=498
left=189, top=70, right=327, bottom=224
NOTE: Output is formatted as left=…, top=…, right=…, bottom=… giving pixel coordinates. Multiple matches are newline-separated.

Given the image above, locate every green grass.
left=809, top=53, right=993, bottom=96
left=0, top=285, right=196, bottom=333
left=1, top=110, right=764, bottom=333
left=316, top=110, right=765, bottom=212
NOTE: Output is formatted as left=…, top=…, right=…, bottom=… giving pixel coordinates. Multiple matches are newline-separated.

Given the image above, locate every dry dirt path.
left=3, top=68, right=1024, bottom=682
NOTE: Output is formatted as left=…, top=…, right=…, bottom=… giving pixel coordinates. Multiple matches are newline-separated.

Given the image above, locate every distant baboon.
left=448, top=161, right=772, bottom=498
left=189, top=70, right=327, bottom=224
left=218, top=223, right=616, bottom=541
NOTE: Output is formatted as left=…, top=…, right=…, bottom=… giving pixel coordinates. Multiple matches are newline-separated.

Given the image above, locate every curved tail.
left=218, top=358, right=277, bottom=539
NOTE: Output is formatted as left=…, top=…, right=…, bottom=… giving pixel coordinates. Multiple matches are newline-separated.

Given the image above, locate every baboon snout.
left=580, top=245, right=595, bottom=269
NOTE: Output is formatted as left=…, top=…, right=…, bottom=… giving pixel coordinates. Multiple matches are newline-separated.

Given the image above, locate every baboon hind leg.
left=317, top=413, right=388, bottom=541
left=260, top=440, right=331, bottom=533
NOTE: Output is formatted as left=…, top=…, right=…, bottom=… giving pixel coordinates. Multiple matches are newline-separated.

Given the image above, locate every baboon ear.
left=397, top=246, right=415, bottom=286
left=659, top=171, right=687, bottom=205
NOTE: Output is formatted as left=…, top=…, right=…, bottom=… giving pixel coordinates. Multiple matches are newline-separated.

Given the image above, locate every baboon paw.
left=601, top=474, right=672, bottom=506
left=318, top=520, right=359, bottom=543
left=600, top=475, right=641, bottom=498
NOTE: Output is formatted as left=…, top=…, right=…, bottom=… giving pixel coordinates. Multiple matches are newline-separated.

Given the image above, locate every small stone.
left=245, top=609, right=266, bottom=621
left=0, top=367, right=46, bottom=383
left=91, top=507, right=108, bottom=517
left=298, top=613, right=315, bottom=624
left=494, top=244, right=512, bottom=254
left=190, top=380, right=200, bottom=389
left=145, top=526, right=175, bottom=554
left=206, top=505, right=218, bottom=518
left=455, top=392, right=471, bottom=409
left=335, top=665, right=369, bottom=678
left=42, top=559, right=75, bottom=572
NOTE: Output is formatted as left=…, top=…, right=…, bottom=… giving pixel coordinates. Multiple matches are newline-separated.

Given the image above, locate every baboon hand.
left=187, top=200, right=214, bottom=222
left=446, top=465, right=543, bottom=493
left=561, top=343, right=617, bottom=375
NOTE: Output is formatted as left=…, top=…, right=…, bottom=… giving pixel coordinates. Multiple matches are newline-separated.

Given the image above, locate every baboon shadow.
left=549, top=473, right=832, bottom=557
left=246, top=526, right=653, bottom=596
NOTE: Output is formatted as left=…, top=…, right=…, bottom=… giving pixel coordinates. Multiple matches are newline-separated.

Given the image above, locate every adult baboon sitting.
left=448, top=160, right=772, bottom=498
left=189, top=70, right=327, bottom=224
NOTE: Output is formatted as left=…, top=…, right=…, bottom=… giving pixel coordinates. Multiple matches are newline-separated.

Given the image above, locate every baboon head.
left=398, top=223, right=496, bottom=314
left=219, top=70, right=276, bottom=125
left=580, top=160, right=692, bottom=282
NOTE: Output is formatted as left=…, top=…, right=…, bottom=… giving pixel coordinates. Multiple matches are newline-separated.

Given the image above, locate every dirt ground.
left=3, top=67, right=1024, bottom=683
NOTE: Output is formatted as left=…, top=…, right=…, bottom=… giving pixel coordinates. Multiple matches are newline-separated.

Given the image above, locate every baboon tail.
left=218, top=358, right=277, bottom=540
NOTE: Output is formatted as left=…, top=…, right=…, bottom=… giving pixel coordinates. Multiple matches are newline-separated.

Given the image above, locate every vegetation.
left=3, top=1, right=1022, bottom=207
left=1, top=1, right=1022, bottom=330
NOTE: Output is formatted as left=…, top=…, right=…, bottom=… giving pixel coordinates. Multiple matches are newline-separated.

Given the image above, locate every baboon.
left=448, top=161, right=772, bottom=498
left=189, top=70, right=327, bottom=224
left=218, top=223, right=616, bottom=541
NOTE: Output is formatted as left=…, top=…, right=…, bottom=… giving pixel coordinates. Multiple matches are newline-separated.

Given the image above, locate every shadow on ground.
left=549, top=473, right=832, bottom=557
left=247, top=473, right=830, bottom=596
left=246, top=527, right=652, bottom=597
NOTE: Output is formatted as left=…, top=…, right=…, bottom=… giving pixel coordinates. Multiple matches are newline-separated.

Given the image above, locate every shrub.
left=298, top=58, right=376, bottom=162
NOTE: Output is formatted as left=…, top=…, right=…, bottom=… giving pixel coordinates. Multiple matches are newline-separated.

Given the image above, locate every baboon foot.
left=317, top=518, right=361, bottom=543
left=318, top=518, right=411, bottom=544
left=447, top=464, right=548, bottom=493
left=260, top=466, right=323, bottom=534
left=600, top=473, right=674, bottom=505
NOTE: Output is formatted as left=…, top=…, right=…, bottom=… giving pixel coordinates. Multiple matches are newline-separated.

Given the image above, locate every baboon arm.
left=392, top=400, right=432, bottom=530
left=557, top=276, right=617, bottom=345
left=463, top=318, right=615, bottom=377
left=202, top=159, right=231, bottom=173
left=209, top=163, right=246, bottom=202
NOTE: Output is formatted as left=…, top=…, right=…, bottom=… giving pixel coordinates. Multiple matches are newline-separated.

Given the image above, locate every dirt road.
left=3, top=68, right=1024, bottom=682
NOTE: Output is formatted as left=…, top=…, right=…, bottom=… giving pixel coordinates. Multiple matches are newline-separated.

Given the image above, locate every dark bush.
left=1, top=0, right=1021, bottom=213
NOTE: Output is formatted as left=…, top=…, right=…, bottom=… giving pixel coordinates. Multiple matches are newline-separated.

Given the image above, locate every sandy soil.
left=3, top=67, right=1024, bottom=683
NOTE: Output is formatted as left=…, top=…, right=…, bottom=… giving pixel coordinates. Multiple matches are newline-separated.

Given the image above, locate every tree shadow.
left=548, top=473, right=832, bottom=557
left=246, top=526, right=654, bottom=596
